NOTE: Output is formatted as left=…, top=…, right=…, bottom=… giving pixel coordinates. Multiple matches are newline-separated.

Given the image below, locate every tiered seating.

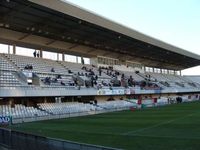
left=0, top=104, right=48, bottom=118
left=148, top=73, right=168, bottom=81
left=5, top=54, right=68, bottom=74
left=162, top=74, right=184, bottom=82
left=123, top=71, right=144, bottom=81
left=61, top=61, right=111, bottom=79
left=37, top=73, right=74, bottom=86
left=60, top=61, right=84, bottom=73
left=0, top=53, right=199, bottom=90
left=0, top=54, right=23, bottom=87
left=147, top=72, right=199, bottom=88
left=113, top=65, right=144, bottom=81
left=0, top=54, right=17, bottom=71
left=184, top=76, right=200, bottom=84
left=97, top=100, right=135, bottom=110
left=38, top=102, right=96, bottom=115
left=61, top=61, right=114, bottom=88
left=0, top=71, right=22, bottom=86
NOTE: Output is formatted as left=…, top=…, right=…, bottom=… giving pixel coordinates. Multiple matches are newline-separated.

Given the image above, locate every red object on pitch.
left=138, top=99, right=142, bottom=105
left=153, top=98, right=157, bottom=103
left=130, top=107, right=135, bottom=111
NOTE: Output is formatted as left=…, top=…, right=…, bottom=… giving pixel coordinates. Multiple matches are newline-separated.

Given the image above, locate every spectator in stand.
left=97, top=83, right=102, bottom=90
left=91, top=76, right=95, bottom=87
left=94, top=80, right=97, bottom=86
left=85, top=80, right=89, bottom=88
left=81, top=57, right=84, bottom=65
left=121, top=74, right=125, bottom=79
left=56, top=74, right=61, bottom=79
left=24, top=64, right=29, bottom=70
left=128, top=75, right=134, bottom=87
left=74, top=78, right=78, bottom=86
left=101, top=81, right=106, bottom=86
left=53, top=78, right=58, bottom=82
left=95, top=75, right=98, bottom=80
left=30, top=64, right=33, bottom=70
left=81, top=66, right=86, bottom=70
left=68, top=69, right=72, bottom=74
left=36, top=51, right=40, bottom=58
left=94, top=99, right=98, bottom=105
left=98, top=67, right=102, bottom=76
left=33, top=50, right=36, bottom=57
left=85, top=72, right=88, bottom=77
left=108, top=83, right=112, bottom=90
left=45, top=77, right=51, bottom=85
left=89, top=69, right=95, bottom=76
left=51, top=67, right=55, bottom=72
left=60, top=81, right=65, bottom=86
left=24, top=64, right=33, bottom=70
left=106, top=70, right=109, bottom=75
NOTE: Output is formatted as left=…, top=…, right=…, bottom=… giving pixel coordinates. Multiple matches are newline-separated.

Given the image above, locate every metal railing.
left=0, top=128, right=121, bottom=150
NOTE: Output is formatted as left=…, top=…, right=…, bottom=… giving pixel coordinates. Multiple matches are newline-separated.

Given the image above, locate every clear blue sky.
left=66, top=0, right=200, bottom=75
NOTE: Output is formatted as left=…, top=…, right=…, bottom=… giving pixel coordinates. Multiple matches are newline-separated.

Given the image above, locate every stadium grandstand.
left=0, top=0, right=200, bottom=149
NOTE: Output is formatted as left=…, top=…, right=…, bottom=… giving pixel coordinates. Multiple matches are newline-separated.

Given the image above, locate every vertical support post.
left=62, top=52, right=65, bottom=61
left=13, top=44, right=16, bottom=54
left=167, top=70, right=169, bottom=74
left=57, top=53, right=59, bottom=61
left=8, top=45, right=10, bottom=54
left=39, top=49, right=43, bottom=58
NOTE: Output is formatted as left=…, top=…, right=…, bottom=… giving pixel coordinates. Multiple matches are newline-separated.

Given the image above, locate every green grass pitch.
left=11, top=101, right=200, bottom=150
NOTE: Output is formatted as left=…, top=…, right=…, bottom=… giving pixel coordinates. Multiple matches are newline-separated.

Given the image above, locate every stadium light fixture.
left=84, top=41, right=90, bottom=45
left=5, top=24, right=10, bottom=28
left=31, top=27, right=35, bottom=31
left=78, top=20, right=82, bottom=24
left=0, top=23, right=4, bottom=27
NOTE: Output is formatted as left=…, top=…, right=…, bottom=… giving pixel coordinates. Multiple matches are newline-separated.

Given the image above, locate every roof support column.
left=144, top=66, right=146, bottom=72
left=8, top=45, right=11, bottom=54
left=57, top=53, right=59, bottom=61
left=153, top=68, right=155, bottom=73
left=167, top=70, right=169, bottom=74
left=180, top=70, right=182, bottom=76
left=40, top=49, right=43, bottom=58
left=62, top=52, right=65, bottom=61
left=13, top=44, right=16, bottom=54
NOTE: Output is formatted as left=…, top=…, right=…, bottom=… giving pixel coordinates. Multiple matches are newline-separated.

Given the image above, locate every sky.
left=0, top=0, right=199, bottom=75
left=64, top=0, right=200, bottom=75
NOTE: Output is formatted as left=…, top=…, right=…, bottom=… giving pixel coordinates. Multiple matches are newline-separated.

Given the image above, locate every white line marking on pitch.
left=122, top=111, right=200, bottom=136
